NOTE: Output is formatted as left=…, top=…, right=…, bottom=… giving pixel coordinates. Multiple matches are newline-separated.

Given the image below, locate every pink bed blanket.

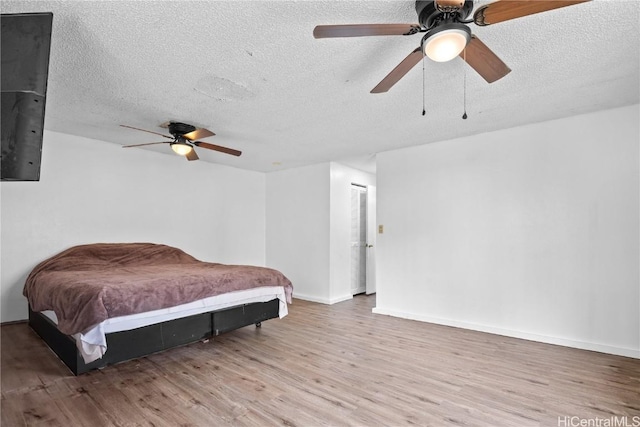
left=23, top=243, right=293, bottom=335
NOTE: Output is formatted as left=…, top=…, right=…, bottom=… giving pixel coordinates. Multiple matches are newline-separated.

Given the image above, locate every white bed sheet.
left=41, top=286, right=288, bottom=363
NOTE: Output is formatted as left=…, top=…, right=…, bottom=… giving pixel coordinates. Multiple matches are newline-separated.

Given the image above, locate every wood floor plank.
left=2, top=295, right=639, bottom=426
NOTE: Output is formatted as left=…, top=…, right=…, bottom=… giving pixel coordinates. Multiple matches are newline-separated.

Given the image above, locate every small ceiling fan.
left=314, top=0, right=590, bottom=93
left=120, top=122, right=241, bottom=161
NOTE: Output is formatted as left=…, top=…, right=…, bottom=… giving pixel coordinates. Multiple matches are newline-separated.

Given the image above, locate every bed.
left=23, top=243, right=293, bottom=375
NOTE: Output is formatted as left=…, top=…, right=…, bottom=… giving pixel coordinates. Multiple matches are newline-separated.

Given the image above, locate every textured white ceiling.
left=2, top=0, right=638, bottom=173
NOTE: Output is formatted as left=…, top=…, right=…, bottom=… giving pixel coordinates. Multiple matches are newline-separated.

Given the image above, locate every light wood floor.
left=1, top=295, right=639, bottom=426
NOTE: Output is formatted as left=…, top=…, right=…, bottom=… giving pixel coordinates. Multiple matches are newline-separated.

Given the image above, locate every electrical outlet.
left=378, top=225, right=384, bottom=234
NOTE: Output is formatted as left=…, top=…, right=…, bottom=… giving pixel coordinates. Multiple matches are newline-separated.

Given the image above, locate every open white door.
left=365, top=185, right=377, bottom=294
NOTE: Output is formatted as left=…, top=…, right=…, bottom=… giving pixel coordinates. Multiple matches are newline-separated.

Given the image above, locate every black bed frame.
left=28, top=299, right=280, bottom=375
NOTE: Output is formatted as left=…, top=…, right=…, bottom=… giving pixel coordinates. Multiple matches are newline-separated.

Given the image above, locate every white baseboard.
left=329, top=294, right=353, bottom=304
left=292, top=293, right=330, bottom=304
left=372, top=307, right=640, bottom=359
left=293, top=293, right=353, bottom=305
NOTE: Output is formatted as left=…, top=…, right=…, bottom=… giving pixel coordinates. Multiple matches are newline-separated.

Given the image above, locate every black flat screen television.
left=1, top=12, right=53, bottom=181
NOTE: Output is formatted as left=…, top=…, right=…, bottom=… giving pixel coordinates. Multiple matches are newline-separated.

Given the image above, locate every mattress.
left=41, top=286, right=289, bottom=363
left=24, top=243, right=293, bottom=337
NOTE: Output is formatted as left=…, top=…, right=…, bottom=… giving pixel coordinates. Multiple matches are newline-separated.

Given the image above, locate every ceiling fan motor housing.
left=168, top=122, right=196, bottom=137
left=416, top=0, right=474, bottom=28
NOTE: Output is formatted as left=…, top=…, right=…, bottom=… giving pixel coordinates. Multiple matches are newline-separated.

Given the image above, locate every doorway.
left=350, top=184, right=368, bottom=295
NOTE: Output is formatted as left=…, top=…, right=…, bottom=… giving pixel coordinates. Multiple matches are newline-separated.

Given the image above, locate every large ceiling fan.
left=314, top=0, right=590, bottom=93
left=120, top=122, right=241, bottom=161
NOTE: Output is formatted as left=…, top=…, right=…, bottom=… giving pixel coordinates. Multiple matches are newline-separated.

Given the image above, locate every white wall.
left=266, top=163, right=331, bottom=302
left=265, top=162, right=375, bottom=304
left=329, top=163, right=375, bottom=302
left=375, top=104, right=640, bottom=358
left=1, top=130, right=266, bottom=322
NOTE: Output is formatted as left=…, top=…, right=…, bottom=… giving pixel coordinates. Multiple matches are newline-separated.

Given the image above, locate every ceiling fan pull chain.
left=422, top=54, right=426, bottom=116
left=462, top=46, right=468, bottom=120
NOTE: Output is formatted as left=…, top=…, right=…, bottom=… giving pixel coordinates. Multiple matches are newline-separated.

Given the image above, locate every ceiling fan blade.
left=193, top=141, right=242, bottom=157
left=371, top=47, right=423, bottom=94
left=185, top=148, right=199, bottom=161
left=461, top=36, right=511, bottom=83
left=121, top=141, right=168, bottom=148
left=182, top=128, right=215, bottom=141
left=120, top=125, right=173, bottom=140
left=314, top=24, right=422, bottom=39
left=473, top=0, right=590, bottom=26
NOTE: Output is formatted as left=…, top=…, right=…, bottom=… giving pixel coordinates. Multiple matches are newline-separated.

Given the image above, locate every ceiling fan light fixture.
left=423, top=23, right=471, bottom=62
left=170, top=142, right=193, bottom=156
